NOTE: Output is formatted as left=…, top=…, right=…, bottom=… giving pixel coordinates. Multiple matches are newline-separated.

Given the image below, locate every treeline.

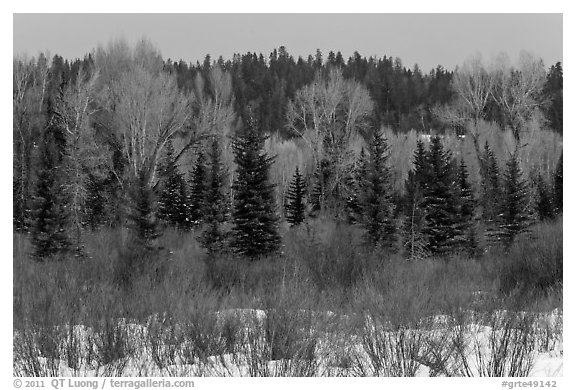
left=13, top=39, right=563, bottom=266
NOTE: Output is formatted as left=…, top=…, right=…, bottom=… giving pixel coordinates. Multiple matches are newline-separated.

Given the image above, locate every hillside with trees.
left=13, top=39, right=563, bottom=377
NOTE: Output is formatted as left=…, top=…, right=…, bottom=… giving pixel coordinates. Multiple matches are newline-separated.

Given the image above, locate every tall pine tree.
left=29, top=131, right=70, bottom=260
left=200, top=137, right=229, bottom=254
left=553, top=153, right=562, bottom=215
left=480, top=141, right=502, bottom=223
left=358, top=131, right=396, bottom=249
left=421, top=136, right=460, bottom=255
left=188, top=151, right=207, bottom=228
left=493, top=150, right=532, bottom=247
left=285, top=166, right=306, bottom=226
left=456, top=158, right=479, bottom=257
left=402, top=140, right=429, bottom=260
left=157, top=141, right=188, bottom=228
left=231, top=118, right=281, bottom=258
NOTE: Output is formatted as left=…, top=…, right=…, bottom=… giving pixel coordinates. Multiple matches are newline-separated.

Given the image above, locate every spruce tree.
left=358, top=131, right=396, bottom=249
left=553, top=153, right=562, bottom=215
left=480, top=141, right=502, bottom=223
left=421, top=136, right=460, bottom=255
left=85, top=172, right=107, bottom=230
left=188, top=151, right=208, bottom=228
left=456, top=158, right=479, bottom=257
left=127, top=168, right=161, bottom=248
left=29, top=131, right=70, bottom=260
left=494, top=150, right=532, bottom=247
left=157, top=141, right=188, bottom=228
left=347, top=147, right=367, bottom=224
left=231, top=118, right=281, bottom=258
left=200, top=137, right=229, bottom=254
left=535, top=173, right=554, bottom=221
left=402, top=140, right=429, bottom=260
left=285, top=166, right=306, bottom=226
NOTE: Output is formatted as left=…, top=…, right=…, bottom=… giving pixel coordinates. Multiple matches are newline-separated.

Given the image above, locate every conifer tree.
left=480, top=141, right=502, bottom=223
left=494, top=150, right=532, bottom=247
left=456, top=158, right=479, bottom=256
left=402, top=140, right=429, bottom=260
left=188, top=151, right=208, bottom=228
left=421, top=136, right=460, bottom=255
left=553, top=153, right=562, bottom=215
left=127, top=168, right=161, bottom=248
left=231, top=118, right=281, bottom=258
left=285, top=166, right=307, bottom=226
left=347, top=147, right=367, bottom=223
left=29, top=131, right=70, bottom=260
left=358, top=131, right=396, bottom=249
left=157, top=141, right=188, bottom=228
left=535, top=173, right=554, bottom=221
left=85, top=172, right=107, bottom=230
left=201, top=137, right=229, bottom=254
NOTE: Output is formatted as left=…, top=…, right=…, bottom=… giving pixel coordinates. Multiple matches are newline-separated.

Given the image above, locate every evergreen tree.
left=347, top=147, right=367, bottom=223
left=85, top=172, right=106, bottom=230
left=201, top=137, right=229, bottom=254
left=188, top=151, right=208, bottom=228
left=157, top=141, right=188, bottom=228
left=402, top=140, right=429, bottom=260
left=231, top=118, right=281, bottom=258
left=29, top=131, right=70, bottom=260
left=127, top=168, right=161, bottom=249
left=358, top=131, right=396, bottom=249
left=456, top=158, right=479, bottom=257
left=535, top=173, right=555, bottom=221
left=421, top=136, right=460, bottom=255
left=285, top=166, right=307, bottom=226
left=310, top=158, right=329, bottom=216
left=480, top=141, right=502, bottom=223
left=553, top=153, right=562, bottom=215
left=494, top=150, right=532, bottom=247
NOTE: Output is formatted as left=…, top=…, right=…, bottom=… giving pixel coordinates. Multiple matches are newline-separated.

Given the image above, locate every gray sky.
left=13, top=13, right=562, bottom=71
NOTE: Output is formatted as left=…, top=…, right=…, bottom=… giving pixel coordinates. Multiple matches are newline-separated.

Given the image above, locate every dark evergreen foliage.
left=553, top=153, right=562, bottom=215
left=420, top=136, right=461, bottom=255
left=231, top=118, right=281, bottom=258
left=200, top=137, right=229, bottom=254
left=493, top=151, right=532, bottom=247
left=285, top=166, right=306, bottom=226
left=157, top=141, right=188, bottom=228
left=401, top=140, right=429, bottom=259
left=535, top=173, right=555, bottom=221
left=126, top=169, right=161, bottom=249
left=29, top=131, right=70, bottom=260
left=187, top=151, right=208, bottom=228
left=357, top=131, right=396, bottom=249
left=85, top=172, right=107, bottom=230
left=479, top=141, right=502, bottom=223
left=456, top=158, right=479, bottom=256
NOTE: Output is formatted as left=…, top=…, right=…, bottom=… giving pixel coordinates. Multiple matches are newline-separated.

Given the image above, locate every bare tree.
left=54, top=66, right=108, bottom=253
left=94, top=40, right=191, bottom=187
left=451, top=54, right=496, bottom=125
left=13, top=54, right=50, bottom=230
left=286, top=68, right=374, bottom=214
left=491, top=52, right=547, bottom=140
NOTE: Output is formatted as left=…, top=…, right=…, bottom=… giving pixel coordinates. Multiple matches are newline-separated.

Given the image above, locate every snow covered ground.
left=13, top=308, right=562, bottom=377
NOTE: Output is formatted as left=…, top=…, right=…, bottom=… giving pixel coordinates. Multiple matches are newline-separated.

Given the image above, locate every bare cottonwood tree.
left=491, top=52, right=547, bottom=140
left=94, top=40, right=191, bottom=188
left=451, top=54, right=496, bottom=125
left=285, top=68, right=374, bottom=214
left=13, top=55, right=50, bottom=230
left=54, top=66, right=107, bottom=253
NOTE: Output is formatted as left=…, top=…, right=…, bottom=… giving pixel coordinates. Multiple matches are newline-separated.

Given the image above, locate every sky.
left=13, top=13, right=562, bottom=72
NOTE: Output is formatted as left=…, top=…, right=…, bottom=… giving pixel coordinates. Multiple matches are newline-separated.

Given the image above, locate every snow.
left=14, top=308, right=562, bottom=377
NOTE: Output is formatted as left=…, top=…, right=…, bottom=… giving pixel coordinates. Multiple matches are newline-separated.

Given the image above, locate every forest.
left=13, top=39, right=563, bottom=377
